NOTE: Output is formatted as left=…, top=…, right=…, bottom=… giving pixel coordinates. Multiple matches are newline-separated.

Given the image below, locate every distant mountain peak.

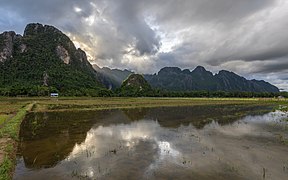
left=218, top=70, right=232, bottom=74
left=191, top=66, right=213, bottom=79
left=193, top=66, right=207, bottom=72
left=182, top=69, right=191, bottom=74
left=121, top=74, right=151, bottom=91
left=158, top=67, right=182, bottom=74
left=24, top=23, right=62, bottom=36
left=217, top=70, right=244, bottom=79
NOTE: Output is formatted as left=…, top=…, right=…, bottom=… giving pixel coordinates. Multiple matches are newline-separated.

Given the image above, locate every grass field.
left=0, top=97, right=287, bottom=179
left=0, top=97, right=284, bottom=112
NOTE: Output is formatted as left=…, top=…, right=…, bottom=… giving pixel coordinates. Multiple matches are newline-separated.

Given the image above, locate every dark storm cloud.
left=240, top=48, right=288, bottom=62
left=0, top=0, right=94, bottom=34
left=149, top=0, right=273, bottom=27
left=253, top=58, right=288, bottom=74
left=111, top=0, right=161, bottom=55
left=0, top=0, right=287, bottom=89
left=0, top=0, right=160, bottom=58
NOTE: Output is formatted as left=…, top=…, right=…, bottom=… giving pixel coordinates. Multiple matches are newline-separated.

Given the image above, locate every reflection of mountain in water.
left=122, top=108, right=149, bottom=121
left=15, top=109, right=288, bottom=180
left=19, top=110, right=131, bottom=168
left=18, top=105, right=272, bottom=168
left=123, top=105, right=273, bottom=128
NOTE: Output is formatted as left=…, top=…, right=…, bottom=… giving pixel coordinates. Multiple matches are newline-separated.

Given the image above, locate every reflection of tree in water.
left=122, top=108, right=149, bottom=121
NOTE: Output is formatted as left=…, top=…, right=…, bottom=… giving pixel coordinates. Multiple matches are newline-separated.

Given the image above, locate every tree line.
left=1, top=85, right=287, bottom=98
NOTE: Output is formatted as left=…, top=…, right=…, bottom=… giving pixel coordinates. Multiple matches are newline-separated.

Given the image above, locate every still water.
left=14, top=105, right=288, bottom=180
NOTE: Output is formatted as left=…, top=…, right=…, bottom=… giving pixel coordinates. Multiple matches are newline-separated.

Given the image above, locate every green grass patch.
left=0, top=155, right=13, bottom=180
left=0, top=107, right=28, bottom=140
left=0, top=115, right=9, bottom=126
left=0, top=142, right=14, bottom=180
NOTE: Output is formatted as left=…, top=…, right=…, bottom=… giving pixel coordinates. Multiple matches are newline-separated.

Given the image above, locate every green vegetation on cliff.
left=116, top=74, right=153, bottom=96
left=0, top=23, right=109, bottom=96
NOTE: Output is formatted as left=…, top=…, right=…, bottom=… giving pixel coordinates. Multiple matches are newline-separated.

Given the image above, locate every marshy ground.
left=0, top=97, right=287, bottom=179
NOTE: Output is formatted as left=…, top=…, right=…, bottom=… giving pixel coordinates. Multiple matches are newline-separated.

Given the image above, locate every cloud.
left=0, top=0, right=287, bottom=89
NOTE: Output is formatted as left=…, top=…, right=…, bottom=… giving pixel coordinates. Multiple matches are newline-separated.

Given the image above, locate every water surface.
left=14, top=105, right=288, bottom=180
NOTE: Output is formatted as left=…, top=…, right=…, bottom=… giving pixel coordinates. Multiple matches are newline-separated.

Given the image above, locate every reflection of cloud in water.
left=158, top=141, right=180, bottom=158
left=65, top=120, right=181, bottom=178
left=205, top=110, right=288, bottom=137
left=145, top=141, right=181, bottom=177
left=242, top=110, right=288, bottom=124
left=63, top=111, right=288, bottom=179
left=68, top=121, right=160, bottom=159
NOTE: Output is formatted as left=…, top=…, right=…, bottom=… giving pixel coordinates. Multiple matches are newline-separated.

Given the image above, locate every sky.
left=0, top=0, right=287, bottom=90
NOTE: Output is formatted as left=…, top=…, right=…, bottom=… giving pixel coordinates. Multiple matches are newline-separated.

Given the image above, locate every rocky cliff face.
left=145, top=66, right=279, bottom=92
left=0, top=23, right=103, bottom=93
left=0, top=31, right=18, bottom=63
left=56, top=45, right=70, bottom=64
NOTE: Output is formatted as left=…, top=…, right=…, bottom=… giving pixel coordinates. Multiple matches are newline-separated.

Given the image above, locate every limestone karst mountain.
left=0, top=23, right=104, bottom=95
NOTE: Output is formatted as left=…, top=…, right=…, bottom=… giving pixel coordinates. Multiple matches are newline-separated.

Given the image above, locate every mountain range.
left=0, top=23, right=280, bottom=95
left=91, top=66, right=279, bottom=93
left=144, top=66, right=279, bottom=92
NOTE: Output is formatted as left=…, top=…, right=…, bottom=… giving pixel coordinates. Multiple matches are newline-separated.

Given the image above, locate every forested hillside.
left=0, top=23, right=108, bottom=96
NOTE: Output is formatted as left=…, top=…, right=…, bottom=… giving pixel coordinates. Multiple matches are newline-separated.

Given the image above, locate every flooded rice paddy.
left=14, top=105, right=288, bottom=180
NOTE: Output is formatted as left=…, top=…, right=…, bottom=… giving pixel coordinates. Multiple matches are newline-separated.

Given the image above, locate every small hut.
left=278, top=96, right=285, bottom=99
left=50, top=93, right=59, bottom=97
